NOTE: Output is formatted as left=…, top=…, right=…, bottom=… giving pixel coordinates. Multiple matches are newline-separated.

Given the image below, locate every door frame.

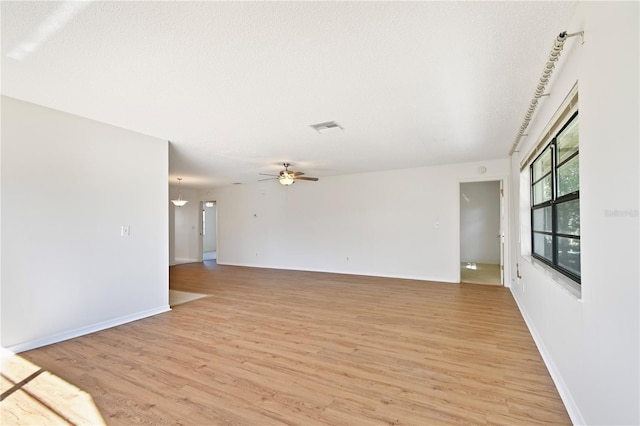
left=198, top=200, right=218, bottom=262
left=457, top=177, right=510, bottom=286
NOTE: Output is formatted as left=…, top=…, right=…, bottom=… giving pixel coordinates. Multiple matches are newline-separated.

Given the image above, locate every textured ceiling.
left=1, top=1, right=575, bottom=188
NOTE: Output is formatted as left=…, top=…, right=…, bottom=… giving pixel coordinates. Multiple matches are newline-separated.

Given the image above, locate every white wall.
left=170, top=186, right=201, bottom=264
left=209, top=159, right=509, bottom=283
left=1, top=96, right=169, bottom=352
left=460, top=181, right=500, bottom=264
left=509, top=3, right=639, bottom=424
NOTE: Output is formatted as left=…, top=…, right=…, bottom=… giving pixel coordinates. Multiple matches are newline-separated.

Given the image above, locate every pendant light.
left=171, top=178, right=188, bottom=207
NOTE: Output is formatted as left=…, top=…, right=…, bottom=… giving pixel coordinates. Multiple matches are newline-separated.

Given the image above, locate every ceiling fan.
left=259, top=163, right=319, bottom=186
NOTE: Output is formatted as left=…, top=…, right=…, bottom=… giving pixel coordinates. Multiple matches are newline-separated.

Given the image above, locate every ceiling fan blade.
left=291, top=171, right=304, bottom=176
left=294, top=176, right=319, bottom=181
left=259, top=173, right=279, bottom=177
left=258, top=177, right=278, bottom=181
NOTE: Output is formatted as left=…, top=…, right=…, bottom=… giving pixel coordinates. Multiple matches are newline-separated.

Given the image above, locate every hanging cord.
left=509, top=31, right=584, bottom=156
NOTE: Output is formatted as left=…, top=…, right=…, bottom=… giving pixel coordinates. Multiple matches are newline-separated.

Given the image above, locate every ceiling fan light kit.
left=259, top=163, right=319, bottom=186
left=279, top=173, right=295, bottom=186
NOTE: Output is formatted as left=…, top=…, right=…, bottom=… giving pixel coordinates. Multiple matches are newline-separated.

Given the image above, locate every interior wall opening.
left=202, top=201, right=217, bottom=262
left=459, top=180, right=503, bottom=285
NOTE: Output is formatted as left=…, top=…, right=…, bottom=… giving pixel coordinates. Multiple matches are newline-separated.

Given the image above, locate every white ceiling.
left=1, top=1, right=575, bottom=188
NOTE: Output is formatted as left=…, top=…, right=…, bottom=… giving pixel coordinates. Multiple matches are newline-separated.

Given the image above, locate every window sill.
left=521, top=255, right=582, bottom=300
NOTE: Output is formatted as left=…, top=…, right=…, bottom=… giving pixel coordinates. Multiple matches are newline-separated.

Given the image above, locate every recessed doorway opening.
left=202, top=201, right=217, bottom=262
left=459, top=181, right=503, bottom=286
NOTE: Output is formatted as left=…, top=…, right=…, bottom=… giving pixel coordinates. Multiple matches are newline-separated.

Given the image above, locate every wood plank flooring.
left=5, top=261, right=570, bottom=425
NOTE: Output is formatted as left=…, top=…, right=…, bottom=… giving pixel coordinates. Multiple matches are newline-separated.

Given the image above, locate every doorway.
left=201, top=201, right=217, bottom=261
left=459, top=181, right=503, bottom=285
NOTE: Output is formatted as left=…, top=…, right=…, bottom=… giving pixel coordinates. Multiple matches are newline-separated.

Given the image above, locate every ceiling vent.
left=310, top=121, right=343, bottom=134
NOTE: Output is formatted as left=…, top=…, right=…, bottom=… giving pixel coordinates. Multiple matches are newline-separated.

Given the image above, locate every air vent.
left=310, top=121, right=343, bottom=133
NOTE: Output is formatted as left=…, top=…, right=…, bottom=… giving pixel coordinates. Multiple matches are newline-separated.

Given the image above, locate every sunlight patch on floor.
left=169, top=290, right=208, bottom=307
left=1, top=347, right=105, bottom=425
left=460, top=262, right=501, bottom=285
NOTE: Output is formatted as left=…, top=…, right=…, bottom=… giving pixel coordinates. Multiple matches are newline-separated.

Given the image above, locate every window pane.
left=557, top=236, right=581, bottom=277
left=529, top=111, right=580, bottom=283
left=532, top=147, right=552, bottom=182
left=558, top=155, right=579, bottom=197
left=533, top=232, right=552, bottom=261
left=533, top=175, right=552, bottom=205
left=533, top=207, right=552, bottom=232
left=557, top=199, right=580, bottom=236
left=557, top=116, right=579, bottom=164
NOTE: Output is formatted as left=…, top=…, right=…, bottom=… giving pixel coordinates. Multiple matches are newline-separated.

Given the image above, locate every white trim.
left=216, top=261, right=458, bottom=284
left=510, top=288, right=585, bottom=426
left=174, top=258, right=199, bottom=265
left=6, top=305, right=171, bottom=353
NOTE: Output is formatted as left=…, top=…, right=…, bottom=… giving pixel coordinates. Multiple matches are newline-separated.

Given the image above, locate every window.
left=531, top=112, right=580, bottom=282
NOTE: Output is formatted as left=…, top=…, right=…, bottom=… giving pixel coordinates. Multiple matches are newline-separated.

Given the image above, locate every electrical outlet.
left=121, top=225, right=131, bottom=237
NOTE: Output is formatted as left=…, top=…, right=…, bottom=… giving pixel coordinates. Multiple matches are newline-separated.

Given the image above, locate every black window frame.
left=530, top=111, right=580, bottom=283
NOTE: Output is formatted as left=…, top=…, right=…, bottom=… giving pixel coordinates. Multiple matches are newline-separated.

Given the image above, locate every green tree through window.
left=531, top=112, right=580, bottom=282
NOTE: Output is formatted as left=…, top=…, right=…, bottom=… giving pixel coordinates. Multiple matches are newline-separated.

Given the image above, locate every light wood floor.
left=7, top=262, right=570, bottom=425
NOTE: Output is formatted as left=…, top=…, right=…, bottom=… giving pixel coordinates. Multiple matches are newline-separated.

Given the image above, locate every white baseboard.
left=510, top=289, right=585, bottom=425
left=216, top=261, right=457, bottom=284
left=174, top=258, right=200, bottom=265
left=6, top=305, right=171, bottom=354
